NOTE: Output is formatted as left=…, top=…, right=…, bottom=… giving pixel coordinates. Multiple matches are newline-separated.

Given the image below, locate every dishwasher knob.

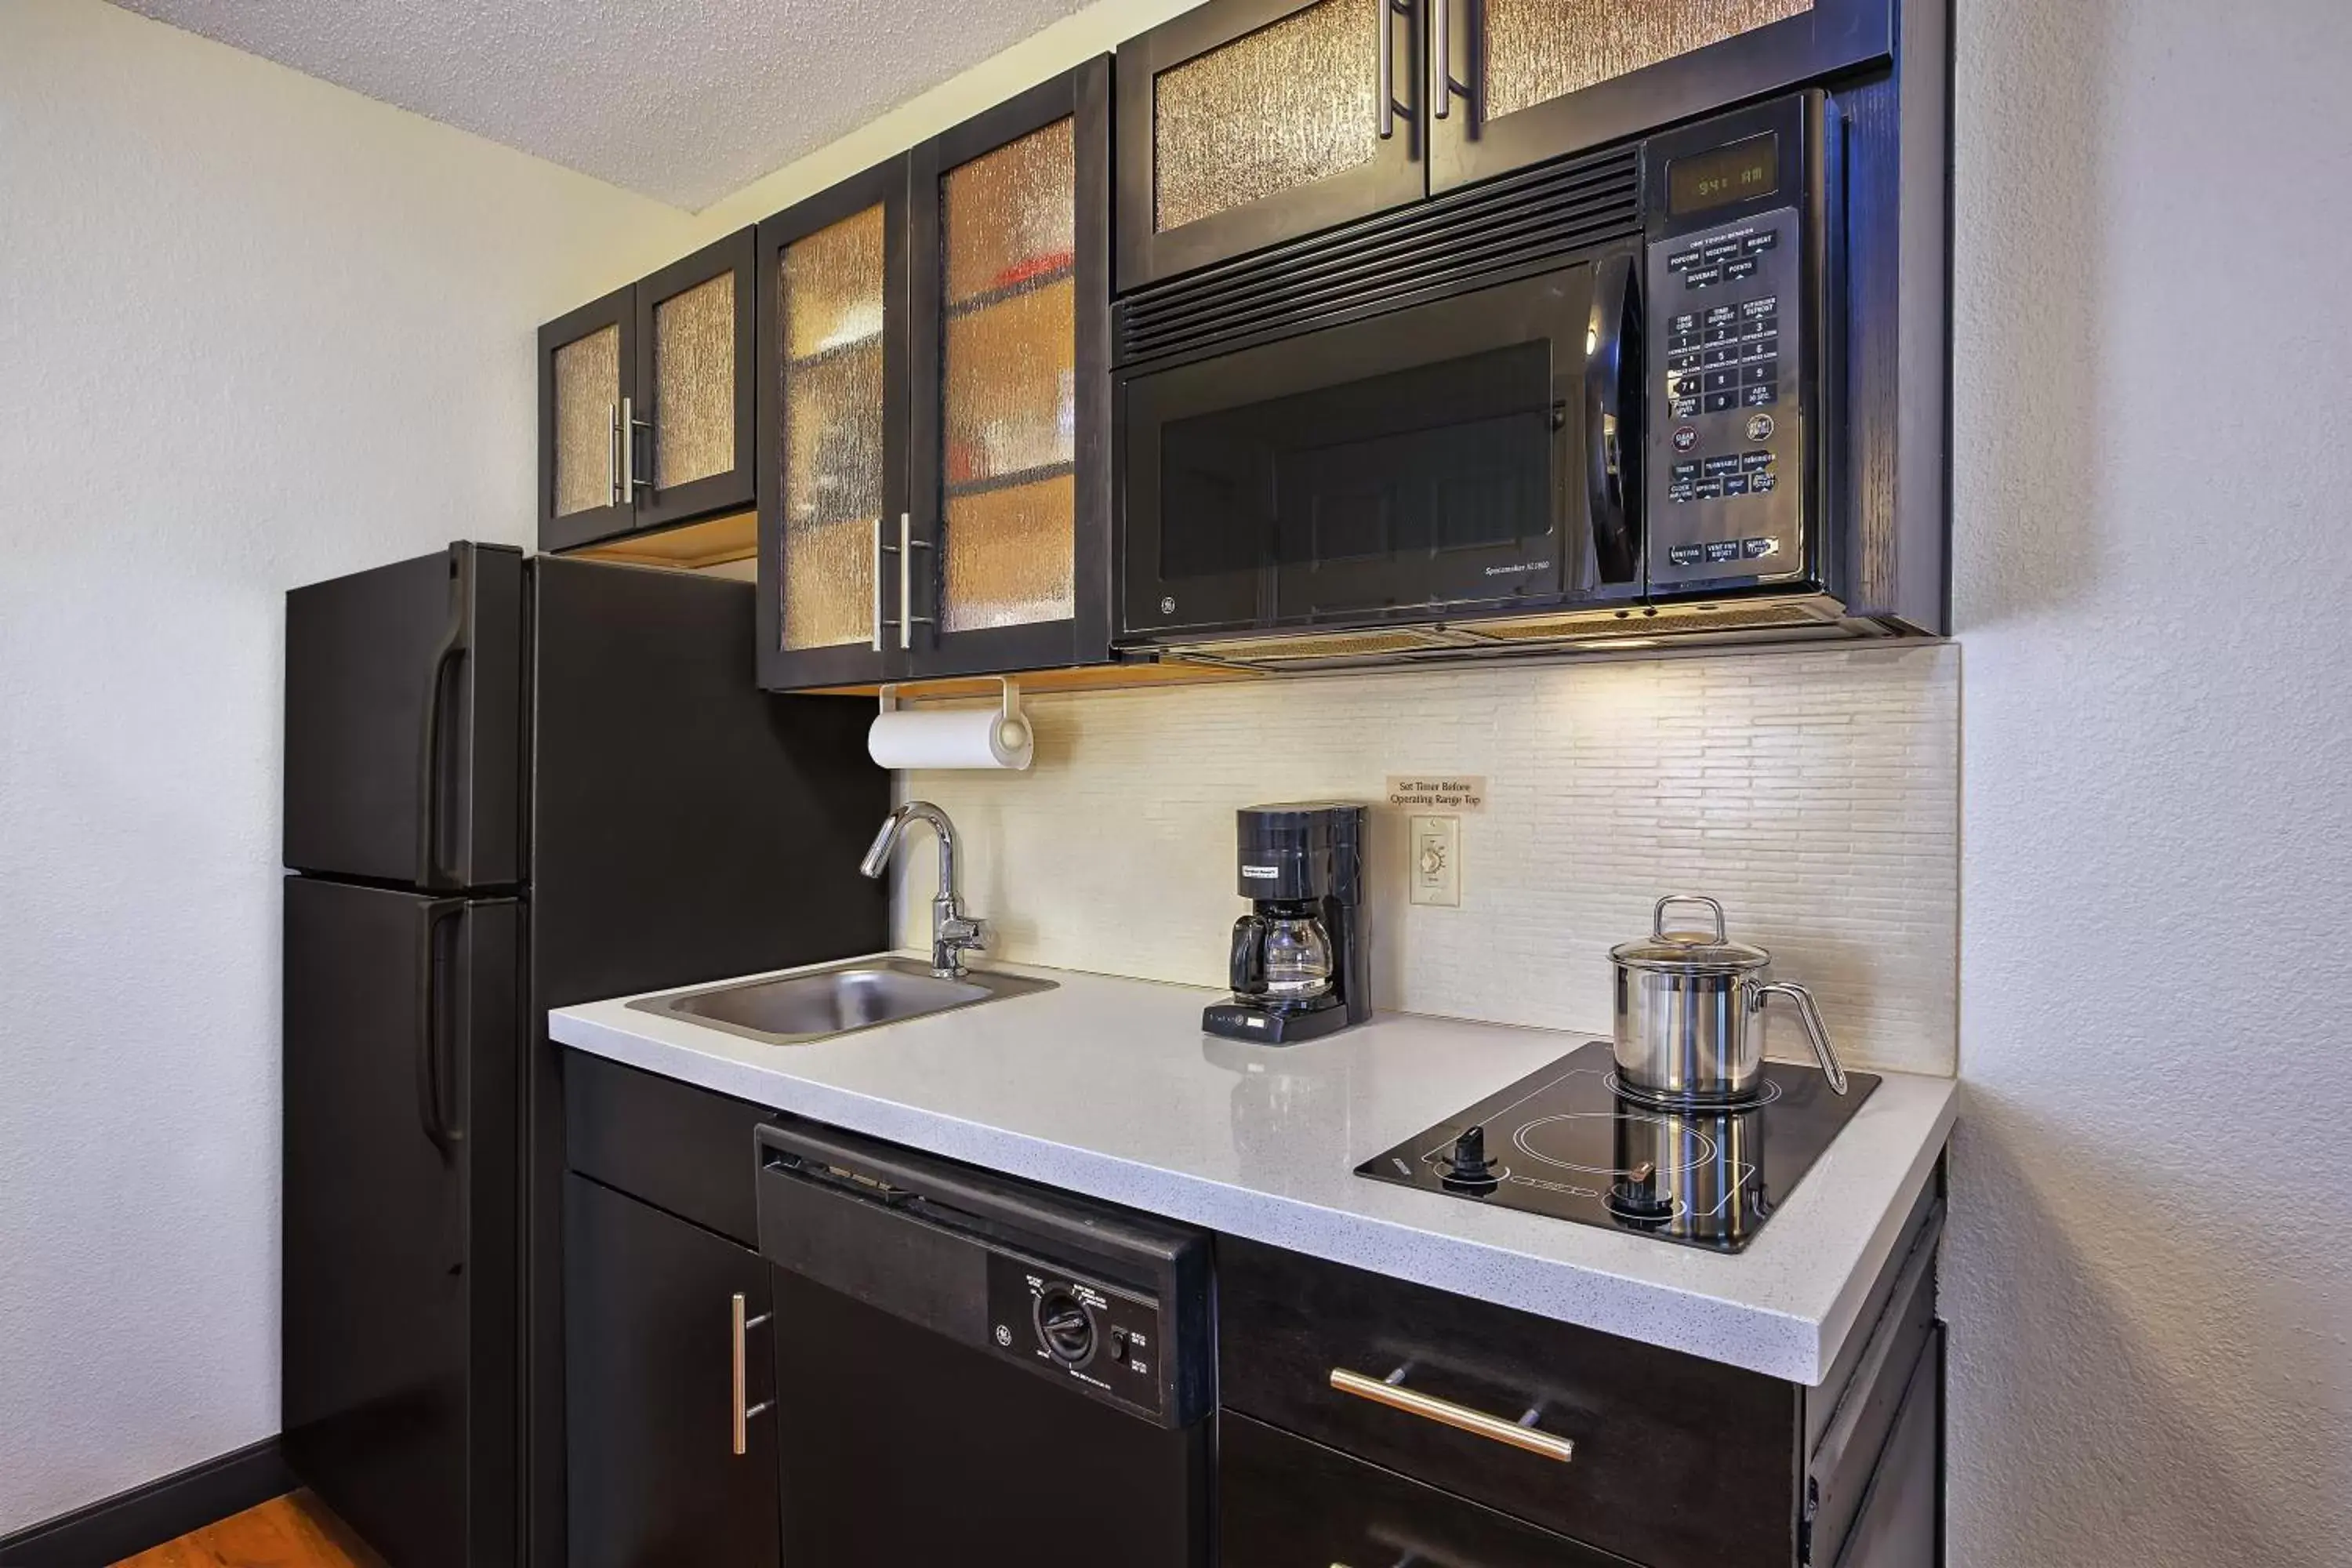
left=1033, top=1285, right=1095, bottom=1365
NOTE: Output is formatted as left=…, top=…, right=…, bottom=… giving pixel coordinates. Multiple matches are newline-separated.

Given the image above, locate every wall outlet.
left=1409, top=814, right=1461, bottom=907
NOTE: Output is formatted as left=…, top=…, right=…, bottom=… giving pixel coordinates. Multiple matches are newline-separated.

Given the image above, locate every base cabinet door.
left=1221, top=1413, right=1636, bottom=1568
left=564, top=1174, right=779, bottom=1568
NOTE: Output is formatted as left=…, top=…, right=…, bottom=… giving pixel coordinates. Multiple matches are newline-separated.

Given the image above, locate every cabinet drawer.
left=1218, top=1236, right=1797, bottom=1568
left=565, top=1051, right=769, bottom=1245
left=1221, top=1411, right=1633, bottom=1568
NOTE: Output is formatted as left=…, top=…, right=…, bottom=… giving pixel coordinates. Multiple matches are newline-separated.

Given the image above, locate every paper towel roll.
left=867, top=706, right=1034, bottom=771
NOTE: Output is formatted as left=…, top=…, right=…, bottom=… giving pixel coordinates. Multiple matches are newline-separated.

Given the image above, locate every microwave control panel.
left=1643, top=204, right=1807, bottom=590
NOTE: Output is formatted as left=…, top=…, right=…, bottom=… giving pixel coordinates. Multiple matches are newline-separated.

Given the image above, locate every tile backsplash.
left=898, top=644, right=1959, bottom=1076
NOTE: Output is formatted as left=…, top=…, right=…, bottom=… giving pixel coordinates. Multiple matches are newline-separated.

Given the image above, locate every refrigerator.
left=282, top=543, right=887, bottom=1566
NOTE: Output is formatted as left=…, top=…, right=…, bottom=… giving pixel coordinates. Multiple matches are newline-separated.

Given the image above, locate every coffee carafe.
left=1203, top=803, right=1370, bottom=1044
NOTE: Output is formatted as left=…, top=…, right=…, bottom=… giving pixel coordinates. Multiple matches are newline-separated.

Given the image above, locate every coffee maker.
left=1202, top=803, right=1370, bottom=1044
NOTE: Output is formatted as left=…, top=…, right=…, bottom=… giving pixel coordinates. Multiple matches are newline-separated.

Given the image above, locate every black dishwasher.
left=754, top=1123, right=1214, bottom=1565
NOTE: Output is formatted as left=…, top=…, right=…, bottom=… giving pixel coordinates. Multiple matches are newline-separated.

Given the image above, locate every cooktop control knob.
left=1033, top=1284, right=1095, bottom=1366
left=1441, top=1123, right=1501, bottom=1191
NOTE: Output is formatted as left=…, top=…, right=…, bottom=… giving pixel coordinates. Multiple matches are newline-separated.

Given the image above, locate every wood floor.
left=112, top=1492, right=383, bottom=1568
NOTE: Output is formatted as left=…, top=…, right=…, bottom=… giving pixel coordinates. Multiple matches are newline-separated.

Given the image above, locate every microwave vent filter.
left=1116, top=145, right=1639, bottom=368
left=1171, top=626, right=1473, bottom=663
left=1461, top=597, right=1847, bottom=642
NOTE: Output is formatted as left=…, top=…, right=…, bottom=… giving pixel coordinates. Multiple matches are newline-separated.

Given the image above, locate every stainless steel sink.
left=628, top=956, right=1055, bottom=1046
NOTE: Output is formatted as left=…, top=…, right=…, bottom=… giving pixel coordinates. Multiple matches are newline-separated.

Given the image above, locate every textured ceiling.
left=111, top=0, right=1102, bottom=209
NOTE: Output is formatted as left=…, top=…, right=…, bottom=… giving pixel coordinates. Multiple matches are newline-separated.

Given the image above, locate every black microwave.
left=1111, top=89, right=1947, bottom=665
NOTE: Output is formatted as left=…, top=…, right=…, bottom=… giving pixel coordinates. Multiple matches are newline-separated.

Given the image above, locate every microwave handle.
left=1583, top=252, right=1642, bottom=584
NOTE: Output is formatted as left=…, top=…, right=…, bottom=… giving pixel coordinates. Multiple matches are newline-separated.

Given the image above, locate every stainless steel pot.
left=1609, top=894, right=1849, bottom=1105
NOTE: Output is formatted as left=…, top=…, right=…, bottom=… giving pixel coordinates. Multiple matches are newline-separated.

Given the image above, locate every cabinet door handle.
left=1329, top=1366, right=1576, bottom=1464
left=871, top=517, right=903, bottom=652
left=607, top=401, right=623, bottom=508
left=731, top=1293, right=774, bottom=1456
left=621, top=394, right=652, bottom=496
left=898, top=511, right=934, bottom=652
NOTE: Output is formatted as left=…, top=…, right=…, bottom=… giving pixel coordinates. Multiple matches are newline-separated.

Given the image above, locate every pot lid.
left=1610, top=895, right=1772, bottom=971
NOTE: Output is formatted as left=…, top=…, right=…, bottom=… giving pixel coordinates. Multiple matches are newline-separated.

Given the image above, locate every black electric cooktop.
left=1356, top=1041, right=1880, bottom=1253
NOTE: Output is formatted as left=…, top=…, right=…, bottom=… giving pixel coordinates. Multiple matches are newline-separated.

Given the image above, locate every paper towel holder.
left=877, top=676, right=1030, bottom=758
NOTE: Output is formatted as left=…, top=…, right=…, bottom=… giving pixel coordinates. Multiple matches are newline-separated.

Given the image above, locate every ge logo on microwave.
left=1160, top=596, right=1177, bottom=615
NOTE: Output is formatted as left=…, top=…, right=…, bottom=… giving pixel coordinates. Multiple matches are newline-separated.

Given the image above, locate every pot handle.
left=1653, top=893, right=1729, bottom=945
left=1751, top=981, right=1850, bottom=1094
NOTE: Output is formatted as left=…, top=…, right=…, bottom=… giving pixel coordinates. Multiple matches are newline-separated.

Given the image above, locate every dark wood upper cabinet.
left=539, top=230, right=758, bottom=553
left=757, top=59, right=1113, bottom=691
left=1428, top=0, right=1892, bottom=192
left=1116, top=0, right=1425, bottom=292
left=753, top=158, right=912, bottom=692
left=907, top=59, right=1113, bottom=678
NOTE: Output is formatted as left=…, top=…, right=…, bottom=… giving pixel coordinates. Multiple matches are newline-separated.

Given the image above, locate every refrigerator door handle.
left=415, top=898, right=466, bottom=1156
left=416, top=544, right=472, bottom=891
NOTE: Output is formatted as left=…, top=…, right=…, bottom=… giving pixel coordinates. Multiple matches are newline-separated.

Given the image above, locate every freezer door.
left=283, top=876, right=521, bottom=1567
left=285, top=543, right=524, bottom=889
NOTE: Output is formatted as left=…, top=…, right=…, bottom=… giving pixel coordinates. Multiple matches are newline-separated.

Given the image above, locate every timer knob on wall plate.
left=1033, top=1283, right=1096, bottom=1366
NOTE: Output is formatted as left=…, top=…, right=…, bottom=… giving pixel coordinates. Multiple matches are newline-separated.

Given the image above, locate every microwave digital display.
left=1668, top=135, right=1779, bottom=215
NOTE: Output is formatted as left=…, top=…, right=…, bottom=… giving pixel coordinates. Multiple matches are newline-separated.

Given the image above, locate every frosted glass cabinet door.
left=907, top=60, right=1112, bottom=677
left=1116, top=0, right=1425, bottom=291
left=1428, top=0, right=1887, bottom=191
left=754, top=161, right=910, bottom=691
left=539, top=287, right=633, bottom=548
left=631, top=229, right=758, bottom=531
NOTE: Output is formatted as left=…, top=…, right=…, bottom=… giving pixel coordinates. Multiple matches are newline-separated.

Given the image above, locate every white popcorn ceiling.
left=111, top=0, right=1101, bottom=209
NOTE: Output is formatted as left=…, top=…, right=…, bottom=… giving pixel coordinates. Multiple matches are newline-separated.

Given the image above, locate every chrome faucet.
left=860, top=800, right=988, bottom=978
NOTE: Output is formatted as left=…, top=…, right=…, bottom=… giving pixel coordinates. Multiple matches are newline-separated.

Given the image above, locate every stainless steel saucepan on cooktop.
left=1610, top=894, right=1849, bottom=1107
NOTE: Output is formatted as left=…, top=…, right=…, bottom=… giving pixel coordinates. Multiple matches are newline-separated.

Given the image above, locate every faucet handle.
left=939, top=913, right=989, bottom=951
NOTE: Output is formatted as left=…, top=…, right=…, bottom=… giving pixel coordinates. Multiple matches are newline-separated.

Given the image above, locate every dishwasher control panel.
left=987, top=1252, right=1171, bottom=1421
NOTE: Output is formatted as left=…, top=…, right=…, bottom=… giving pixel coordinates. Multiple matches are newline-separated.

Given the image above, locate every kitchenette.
left=254, top=0, right=1960, bottom=1559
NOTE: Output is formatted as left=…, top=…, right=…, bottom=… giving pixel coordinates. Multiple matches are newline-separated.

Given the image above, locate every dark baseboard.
left=0, top=1436, right=292, bottom=1566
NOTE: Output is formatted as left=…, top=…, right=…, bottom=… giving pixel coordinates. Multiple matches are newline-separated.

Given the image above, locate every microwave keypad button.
left=1740, top=383, right=1778, bottom=408
left=1704, top=306, right=1740, bottom=328
left=1693, top=478, right=1726, bottom=500
left=1751, top=468, right=1778, bottom=495
left=1671, top=425, right=1700, bottom=452
left=1703, top=240, right=1742, bottom=264
left=1725, top=258, right=1759, bottom=281
left=1704, top=370, right=1740, bottom=394
left=1684, top=266, right=1724, bottom=289
left=1741, top=339, right=1778, bottom=367
left=1702, top=455, right=1742, bottom=477
left=1741, top=451, right=1774, bottom=472
left=1743, top=536, right=1780, bottom=557
left=1671, top=376, right=1704, bottom=399
left=1703, top=323, right=1736, bottom=343
left=1704, top=392, right=1739, bottom=413
left=1668, top=544, right=1706, bottom=566
left=1670, top=311, right=1700, bottom=334
left=1671, top=460, right=1702, bottom=482
left=1668, top=250, right=1703, bottom=274
left=1722, top=474, right=1751, bottom=496
left=1671, top=397, right=1702, bottom=419
left=1668, top=350, right=1701, bottom=373
left=1741, top=363, right=1777, bottom=386
left=1669, top=333, right=1702, bottom=356
left=1703, top=347, right=1737, bottom=368
left=1740, top=296, right=1779, bottom=318
left=1742, top=231, right=1779, bottom=254
left=1704, top=540, right=1743, bottom=563
left=1746, top=413, right=1776, bottom=442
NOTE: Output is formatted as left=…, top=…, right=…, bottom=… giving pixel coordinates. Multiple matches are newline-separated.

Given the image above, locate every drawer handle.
left=1328, top=1366, right=1577, bottom=1465
left=731, top=1293, right=774, bottom=1456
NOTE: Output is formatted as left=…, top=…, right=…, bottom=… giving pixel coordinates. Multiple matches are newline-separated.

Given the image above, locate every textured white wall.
left=1947, top=1, right=2352, bottom=1564
left=904, top=644, right=1959, bottom=1075
left=0, top=0, right=695, bottom=1532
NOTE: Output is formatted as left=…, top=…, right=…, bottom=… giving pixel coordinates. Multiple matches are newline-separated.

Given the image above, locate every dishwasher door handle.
left=731, top=1292, right=774, bottom=1455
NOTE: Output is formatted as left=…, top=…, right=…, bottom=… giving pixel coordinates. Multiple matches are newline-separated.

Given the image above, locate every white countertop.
left=550, top=956, right=1955, bottom=1385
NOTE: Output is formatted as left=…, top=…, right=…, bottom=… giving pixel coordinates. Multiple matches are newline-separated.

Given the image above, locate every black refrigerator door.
left=522, top=557, right=890, bottom=1566
left=284, top=876, right=521, bottom=1568
left=285, top=543, right=524, bottom=890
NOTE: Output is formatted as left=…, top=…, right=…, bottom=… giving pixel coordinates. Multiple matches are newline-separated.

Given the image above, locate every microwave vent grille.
left=1116, top=146, right=1642, bottom=367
